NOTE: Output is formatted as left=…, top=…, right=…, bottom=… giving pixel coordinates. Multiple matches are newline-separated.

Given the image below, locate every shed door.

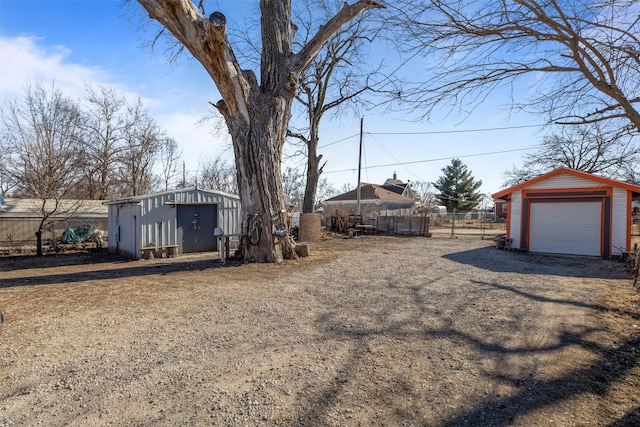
left=177, top=204, right=218, bottom=253
left=528, top=202, right=601, bottom=256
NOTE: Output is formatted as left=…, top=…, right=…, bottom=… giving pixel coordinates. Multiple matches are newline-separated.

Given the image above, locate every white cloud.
left=0, top=35, right=112, bottom=100
left=0, top=35, right=230, bottom=172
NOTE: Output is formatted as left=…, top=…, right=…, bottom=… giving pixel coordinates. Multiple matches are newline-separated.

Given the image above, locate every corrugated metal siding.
left=139, top=194, right=176, bottom=249
left=510, top=191, right=522, bottom=249
left=108, top=203, right=141, bottom=259
left=107, top=188, right=241, bottom=259
left=137, top=189, right=242, bottom=249
left=0, top=198, right=107, bottom=217
left=526, top=173, right=610, bottom=190
left=611, top=188, right=628, bottom=254
left=1, top=198, right=108, bottom=247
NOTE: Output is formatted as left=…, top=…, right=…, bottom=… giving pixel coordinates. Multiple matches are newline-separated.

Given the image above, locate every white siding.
left=526, top=173, right=611, bottom=190
left=611, top=188, right=628, bottom=254
left=501, top=170, right=639, bottom=257
left=509, top=191, right=522, bottom=249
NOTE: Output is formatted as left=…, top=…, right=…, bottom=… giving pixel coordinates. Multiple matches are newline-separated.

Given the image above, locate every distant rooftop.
left=326, top=183, right=414, bottom=203
left=0, top=198, right=107, bottom=217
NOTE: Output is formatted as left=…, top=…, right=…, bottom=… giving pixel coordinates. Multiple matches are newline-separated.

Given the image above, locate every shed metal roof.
left=103, top=187, right=240, bottom=205
left=0, top=198, right=108, bottom=218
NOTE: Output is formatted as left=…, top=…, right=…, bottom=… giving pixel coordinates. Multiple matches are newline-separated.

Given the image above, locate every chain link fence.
left=428, top=212, right=506, bottom=237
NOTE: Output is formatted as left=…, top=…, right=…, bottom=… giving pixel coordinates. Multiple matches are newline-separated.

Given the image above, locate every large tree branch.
left=137, top=0, right=251, bottom=123
left=396, top=0, right=640, bottom=131
left=292, top=1, right=384, bottom=76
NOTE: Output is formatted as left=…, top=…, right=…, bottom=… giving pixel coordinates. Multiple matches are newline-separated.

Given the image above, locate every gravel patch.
left=0, top=236, right=638, bottom=426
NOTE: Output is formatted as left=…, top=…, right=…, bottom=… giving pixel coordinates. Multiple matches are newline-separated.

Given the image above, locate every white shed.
left=105, top=188, right=241, bottom=259
left=492, top=168, right=640, bottom=258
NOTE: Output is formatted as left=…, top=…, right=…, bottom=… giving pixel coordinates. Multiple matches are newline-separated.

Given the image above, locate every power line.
left=368, top=123, right=543, bottom=135
left=368, top=134, right=422, bottom=181
left=316, top=123, right=543, bottom=149
left=318, top=133, right=359, bottom=149
left=323, top=145, right=542, bottom=174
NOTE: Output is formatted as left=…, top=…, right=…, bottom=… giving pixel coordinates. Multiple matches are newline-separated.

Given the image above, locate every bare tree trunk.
left=35, top=230, right=43, bottom=257
left=229, top=95, right=294, bottom=262
left=136, top=0, right=383, bottom=262
left=302, top=124, right=321, bottom=214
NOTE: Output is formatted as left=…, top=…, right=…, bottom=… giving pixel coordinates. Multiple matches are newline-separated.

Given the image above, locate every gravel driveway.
left=1, top=236, right=639, bottom=426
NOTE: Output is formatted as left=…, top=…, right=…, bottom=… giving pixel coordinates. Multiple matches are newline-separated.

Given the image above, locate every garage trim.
left=520, top=187, right=612, bottom=257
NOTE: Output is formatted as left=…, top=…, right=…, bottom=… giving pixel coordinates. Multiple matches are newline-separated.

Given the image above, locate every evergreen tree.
left=433, top=159, right=482, bottom=212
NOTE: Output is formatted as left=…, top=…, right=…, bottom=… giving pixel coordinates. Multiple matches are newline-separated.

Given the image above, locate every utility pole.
left=356, top=117, right=363, bottom=218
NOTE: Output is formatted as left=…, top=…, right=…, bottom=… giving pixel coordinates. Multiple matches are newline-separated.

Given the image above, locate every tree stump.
left=295, top=243, right=310, bottom=257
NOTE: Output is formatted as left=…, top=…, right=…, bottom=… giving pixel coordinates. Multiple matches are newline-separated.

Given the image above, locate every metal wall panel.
left=107, top=203, right=141, bottom=259
left=611, top=188, right=628, bottom=254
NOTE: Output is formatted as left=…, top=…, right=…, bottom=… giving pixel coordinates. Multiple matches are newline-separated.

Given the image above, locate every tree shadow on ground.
left=474, top=280, right=640, bottom=321
left=443, top=247, right=629, bottom=279
left=296, top=266, right=639, bottom=426
left=437, top=335, right=640, bottom=427
left=0, top=250, right=127, bottom=272
left=0, top=256, right=240, bottom=288
left=609, top=407, right=640, bottom=426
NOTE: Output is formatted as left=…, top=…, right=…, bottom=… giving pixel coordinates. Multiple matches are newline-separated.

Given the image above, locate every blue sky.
left=0, top=0, right=546, bottom=197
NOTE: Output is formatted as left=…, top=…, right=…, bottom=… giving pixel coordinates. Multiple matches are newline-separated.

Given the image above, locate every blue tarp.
left=61, top=224, right=96, bottom=244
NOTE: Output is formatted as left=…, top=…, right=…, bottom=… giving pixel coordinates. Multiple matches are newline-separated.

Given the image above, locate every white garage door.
left=529, top=202, right=601, bottom=256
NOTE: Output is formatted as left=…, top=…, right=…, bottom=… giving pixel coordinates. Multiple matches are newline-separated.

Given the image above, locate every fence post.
left=451, top=209, right=456, bottom=238
left=634, top=243, right=639, bottom=287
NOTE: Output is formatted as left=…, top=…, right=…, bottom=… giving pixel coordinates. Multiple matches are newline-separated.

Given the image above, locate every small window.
left=501, top=203, right=508, bottom=214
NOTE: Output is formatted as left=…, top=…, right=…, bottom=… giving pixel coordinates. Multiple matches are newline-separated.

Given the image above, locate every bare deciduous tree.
left=410, top=180, right=440, bottom=213
left=281, top=165, right=306, bottom=208
left=393, top=0, right=640, bottom=131
left=340, top=182, right=354, bottom=194
left=502, top=124, right=640, bottom=187
left=315, top=177, right=338, bottom=206
left=1, top=83, right=85, bottom=255
left=115, top=100, right=164, bottom=196
left=134, top=0, right=384, bottom=262
left=622, top=164, right=639, bottom=186
left=287, top=0, right=394, bottom=213
left=0, top=139, right=15, bottom=197
left=158, top=137, right=183, bottom=191
left=79, top=86, right=130, bottom=199
left=195, top=156, right=238, bottom=194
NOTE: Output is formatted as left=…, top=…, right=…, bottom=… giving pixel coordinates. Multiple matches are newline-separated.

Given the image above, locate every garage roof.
left=492, top=167, right=640, bottom=200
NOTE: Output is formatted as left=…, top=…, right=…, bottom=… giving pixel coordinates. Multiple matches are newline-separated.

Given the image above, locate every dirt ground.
left=1, top=235, right=639, bottom=426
